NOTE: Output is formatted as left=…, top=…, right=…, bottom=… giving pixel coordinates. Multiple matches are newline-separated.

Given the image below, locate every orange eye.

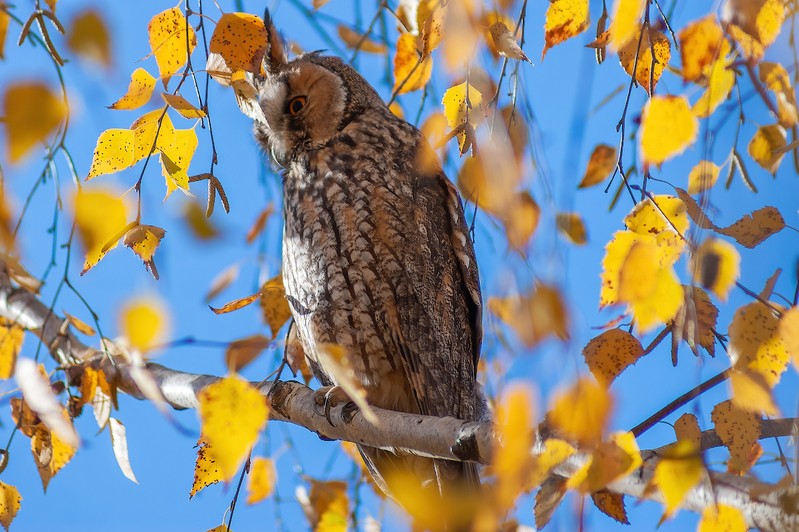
left=289, top=96, right=307, bottom=115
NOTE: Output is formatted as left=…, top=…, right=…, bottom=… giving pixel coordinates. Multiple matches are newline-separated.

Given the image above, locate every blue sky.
left=1, top=1, right=798, bottom=531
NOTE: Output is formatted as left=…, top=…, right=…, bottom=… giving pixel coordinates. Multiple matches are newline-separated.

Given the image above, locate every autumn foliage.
left=0, top=0, right=798, bottom=531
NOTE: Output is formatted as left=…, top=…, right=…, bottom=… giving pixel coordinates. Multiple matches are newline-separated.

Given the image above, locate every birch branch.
left=1, top=266, right=797, bottom=530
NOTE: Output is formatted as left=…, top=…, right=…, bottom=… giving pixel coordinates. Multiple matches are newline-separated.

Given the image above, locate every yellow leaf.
left=161, top=93, right=206, bottom=119
left=393, top=32, right=432, bottom=95
left=3, top=82, right=67, bottom=163
left=582, top=328, right=644, bottom=386
left=753, top=0, right=786, bottom=48
left=31, top=425, right=77, bottom=491
left=555, top=212, right=588, bottom=245
left=504, top=192, right=541, bottom=249
left=730, top=369, right=778, bottom=416
left=416, top=0, right=445, bottom=57
left=73, top=188, right=130, bottom=274
left=673, top=413, right=701, bottom=447
left=66, top=9, right=111, bottom=67
left=698, top=504, right=746, bottom=532
left=301, top=479, right=349, bottom=531
left=528, top=438, right=576, bottom=489
left=625, top=194, right=690, bottom=238
left=579, top=144, right=617, bottom=188
left=574, top=432, right=641, bottom=492
left=86, top=129, right=135, bottom=179
left=108, top=68, right=156, bottom=111
left=488, top=284, right=569, bottom=348
left=640, top=95, right=698, bottom=167
left=781, top=306, right=799, bottom=369
left=717, top=206, right=785, bottom=248
left=0, top=9, right=9, bottom=60
left=687, top=160, right=720, bottom=194
left=608, top=0, right=645, bottom=51
left=246, top=457, right=277, bottom=505
left=652, top=440, right=703, bottom=518
left=190, top=437, right=223, bottom=498
left=689, top=238, right=739, bottom=301
left=210, top=13, right=266, bottom=74
left=600, top=231, right=638, bottom=307
left=618, top=29, right=670, bottom=94
left=493, top=384, right=536, bottom=510
left=337, top=25, right=386, bottom=54
left=711, top=399, right=760, bottom=475
left=198, top=375, right=269, bottom=481
left=747, top=124, right=786, bottom=175
left=388, top=101, right=404, bottom=119
left=119, top=296, right=170, bottom=353
left=0, top=319, right=24, bottom=380
left=678, top=16, right=725, bottom=83
left=618, top=239, right=683, bottom=332
left=123, top=224, right=166, bottom=280
left=692, top=53, right=735, bottom=118
left=159, top=127, right=198, bottom=199
left=442, top=82, right=483, bottom=153
left=0, top=481, right=21, bottom=531
left=729, top=302, right=789, bottom=388
left=542, top=0, right=590, bottom=59
left=260, top=274, right=292, bottom=339
left=148, top=7, right=196, bottom=88
left=549, top=377, right=611, bottom=448
left=225, top=334, right=270, bottom=372
left=131, top=108, right=175, bottom=164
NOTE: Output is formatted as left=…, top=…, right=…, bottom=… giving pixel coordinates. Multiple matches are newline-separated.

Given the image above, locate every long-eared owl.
left=254, top=11, right=485, bottom=522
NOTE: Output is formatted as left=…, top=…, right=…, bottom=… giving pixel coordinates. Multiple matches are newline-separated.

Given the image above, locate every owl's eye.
left=289, top=96, right=307, bottom=115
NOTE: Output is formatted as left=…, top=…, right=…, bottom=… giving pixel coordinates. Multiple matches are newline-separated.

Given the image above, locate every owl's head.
left=255, top=12, right=384, bottom=166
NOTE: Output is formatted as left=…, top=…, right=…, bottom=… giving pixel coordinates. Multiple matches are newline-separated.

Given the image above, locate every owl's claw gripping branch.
left=312, top=385, right=351, bottom=426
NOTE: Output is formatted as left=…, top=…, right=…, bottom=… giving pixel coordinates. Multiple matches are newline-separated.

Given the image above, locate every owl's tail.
left=358, top=445, right=481, bottom=530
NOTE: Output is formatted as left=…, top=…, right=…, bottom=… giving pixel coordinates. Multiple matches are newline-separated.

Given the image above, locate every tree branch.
left=1, top=265, right=797, bottom=529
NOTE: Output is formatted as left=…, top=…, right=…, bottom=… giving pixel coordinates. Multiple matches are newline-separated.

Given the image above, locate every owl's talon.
left=313, top=385, right=349, bottom=426
left=341, top=401, right=359, bottom=423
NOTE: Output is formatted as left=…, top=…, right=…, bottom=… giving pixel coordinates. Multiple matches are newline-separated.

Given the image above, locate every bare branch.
left=1, top=263, right=798, bottom=529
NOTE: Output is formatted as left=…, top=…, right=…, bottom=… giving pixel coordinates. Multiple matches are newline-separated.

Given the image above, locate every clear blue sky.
left=1, top=1, right=797, bottom=531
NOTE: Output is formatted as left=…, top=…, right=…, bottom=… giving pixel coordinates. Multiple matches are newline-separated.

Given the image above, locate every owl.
left=254, top=12, right=485, bottom=524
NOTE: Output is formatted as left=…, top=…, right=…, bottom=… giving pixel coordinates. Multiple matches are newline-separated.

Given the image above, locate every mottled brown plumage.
left=254, top=12, right=485, bottom=520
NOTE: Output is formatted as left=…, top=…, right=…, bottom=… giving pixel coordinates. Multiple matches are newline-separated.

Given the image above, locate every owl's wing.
left=388, top=147, right=483, bottom=422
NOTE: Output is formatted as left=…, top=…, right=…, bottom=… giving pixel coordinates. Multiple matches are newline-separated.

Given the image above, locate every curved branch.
left=1, top=265, right=797, bottom=530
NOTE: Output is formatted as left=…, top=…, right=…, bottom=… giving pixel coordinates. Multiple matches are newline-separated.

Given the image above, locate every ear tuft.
left=262, top=9, right=288, bottom=76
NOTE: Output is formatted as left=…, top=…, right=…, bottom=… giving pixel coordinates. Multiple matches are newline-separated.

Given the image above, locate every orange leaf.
left=678, top=16, right=724, bottom=83
left=579, top=144, right=617, bottom=188
left=66, top=9, right=111, bottom=67
left=729, top=302, right=789, bottom=388
left=542, top=0, right=590, bottom=59
left=0, top=481, right=21, bottom=531
left=337, top=25, right=386, bottom=54
left=123, top=224, right=166, bottom=280
left=3, top=82, right=66, bottom=163
left=488, top=284, right=569, bottom=348
left=555, top=212, right=588, bottom=245
left=711, top=399, right=761, bottom=474
left=393, top=33, right=432, bottom=94
left=197, top=375, right=269, bottom=481
left=717, top=206, right=785, bottom=248
left=673, top=413, right=701, bottom=447
left=148, top=7, right=196, bottom=88
left=260, top=273, right=292, bottom=339
left=209, top=13, right=266, bottom=74
left=582, top=328, right=644, bottom=386
left=225, top=334, right=270, bottom=372
left=618, top=29, right=670, bottom=94
left=549, top=377, right=611, bottom=448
